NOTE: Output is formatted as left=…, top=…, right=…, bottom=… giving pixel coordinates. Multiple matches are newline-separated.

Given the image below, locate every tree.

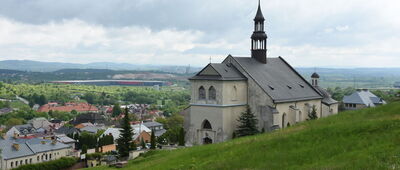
left=6, top=118, right=23, bottom=128
left=71, top=110, right=78, bottom=115
left=117, top=108, right=133, bottom=158
left=38, top=94, right=47, bottom=105
left=112, top=103, right=122, bottom=117
left=150, top=130, right=156, bottom=149
left=308, top=105, right=318, bottom=120
left=81, top=144, right=88, bottom=154
left=141, top=138, right=146, bottom=149
left=178, top=127, right=185, bottom=146
left=235, top=106, right=259, bottom=137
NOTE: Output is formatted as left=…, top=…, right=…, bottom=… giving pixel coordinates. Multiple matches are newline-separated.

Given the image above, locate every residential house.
left=28, top=117, right=52, bottom=131
left=6, top=124, right=36, bottom=137
left=100, top=144, right=116, bottom=153
left=55, top=134, right=76, bottom=149
left=101, top=124, right=151, bottom=143
left=343, top=89, right=386, bottom=110
left=54, top=126, right=79, bottom=136
left=143, top=121, right=166, bottom=137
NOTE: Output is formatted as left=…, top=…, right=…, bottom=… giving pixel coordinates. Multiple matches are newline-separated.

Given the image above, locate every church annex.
left=185, top=2, right=338, bottom=145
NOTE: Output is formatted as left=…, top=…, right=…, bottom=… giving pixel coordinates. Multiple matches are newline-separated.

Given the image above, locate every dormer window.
left=198, top=86, right=206, bottom=100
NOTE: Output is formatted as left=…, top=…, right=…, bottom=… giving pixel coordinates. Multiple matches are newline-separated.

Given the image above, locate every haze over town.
left=0, top=0, right=399, bottom=67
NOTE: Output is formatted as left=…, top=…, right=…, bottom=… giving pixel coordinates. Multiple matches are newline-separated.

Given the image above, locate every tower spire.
left=251, top=0, right=267, bottom=64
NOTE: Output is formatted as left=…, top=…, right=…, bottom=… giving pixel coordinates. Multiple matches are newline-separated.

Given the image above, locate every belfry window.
left=198, top=86, right=206, bottom=100
left=209, top=86, right=216, bottom=100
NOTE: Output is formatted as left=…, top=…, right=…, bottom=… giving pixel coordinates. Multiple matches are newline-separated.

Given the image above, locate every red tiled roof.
left=38, top=102, right=98, bottom=113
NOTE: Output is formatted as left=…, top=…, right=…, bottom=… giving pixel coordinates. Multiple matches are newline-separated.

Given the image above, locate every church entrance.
left=203, top=137, right=213, bottom=144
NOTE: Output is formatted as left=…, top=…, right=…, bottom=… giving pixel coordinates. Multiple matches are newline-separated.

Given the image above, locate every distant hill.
left=0, top=60, right=200, bottom=73
left=89, top=102, right=400, bottom=170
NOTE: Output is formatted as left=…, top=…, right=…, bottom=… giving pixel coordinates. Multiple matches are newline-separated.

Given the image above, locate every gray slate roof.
left=54, top=126, right=79, bottom=135
left=343, top=90, right=386, bottom=107
left=0, top=137, right=71, bottom=160
left=143, top=121, right=163, bottom=128
left=80, top=126, right=105, bottom=134
left=314, top=86, right=338, bottom=105
left=225, top=56, right=322, bottom=103
left=189, top=63, right=246, bottom=81
left=14, top=124, right=36, bottom=135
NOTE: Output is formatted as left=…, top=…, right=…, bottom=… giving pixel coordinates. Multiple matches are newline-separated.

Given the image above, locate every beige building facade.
left=0, top=137, right=73, bottom=170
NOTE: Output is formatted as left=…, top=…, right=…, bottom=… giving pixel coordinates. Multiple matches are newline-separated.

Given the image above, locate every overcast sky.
left=0, top=0, right=399, bottom=67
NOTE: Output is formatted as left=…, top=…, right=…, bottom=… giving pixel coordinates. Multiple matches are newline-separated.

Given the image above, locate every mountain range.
left=0, top=60, right=199, bottom=73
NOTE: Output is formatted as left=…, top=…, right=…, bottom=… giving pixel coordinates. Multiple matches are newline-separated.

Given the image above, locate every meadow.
left=89, top=102, right=400, bottom=170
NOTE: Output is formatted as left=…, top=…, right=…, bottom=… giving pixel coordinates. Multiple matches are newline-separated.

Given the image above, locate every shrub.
left=13, top=157, right=77, bottom=170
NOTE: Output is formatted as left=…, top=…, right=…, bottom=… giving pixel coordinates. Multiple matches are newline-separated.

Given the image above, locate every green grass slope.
left=91, top=102, right=400, bottom=170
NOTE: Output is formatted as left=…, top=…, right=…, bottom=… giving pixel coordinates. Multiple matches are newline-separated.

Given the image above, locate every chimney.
left=13, top=132, right=18, bottom=139
left=12, top=143, right=20, bottom=150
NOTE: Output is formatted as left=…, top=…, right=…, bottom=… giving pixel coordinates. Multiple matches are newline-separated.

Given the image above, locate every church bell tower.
left=251, top=0, right=268, bottom=64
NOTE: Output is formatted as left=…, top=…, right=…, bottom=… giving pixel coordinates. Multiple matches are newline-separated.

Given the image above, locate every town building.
left=343, top=89, right=386, bottom=110
left=102, top=124, right=152, bottom=144
left=185, top=2, right=338, bottom=145
left=143, top=121, right=166, bottom=137
left=0, top=136, right=72, bottom=170
left=6, top=124, right=37, bottom=137
left=37, top=102, right=98, bottom=113
left=70, top=112, right=105, bottom=125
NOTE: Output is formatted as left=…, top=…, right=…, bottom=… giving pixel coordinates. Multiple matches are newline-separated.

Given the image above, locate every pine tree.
left=308, top=105, right=318, bottom=120
left=178, top=127, right=185, bottom=146
left=112, top=103, right=122, bottom=117
left=141, top=138, right=146, bottom=149
left=150, top=130, right=156, bottom=149
left=117, top=108, right=133, bottom=158
left=235, top=106, right=259, bottom=137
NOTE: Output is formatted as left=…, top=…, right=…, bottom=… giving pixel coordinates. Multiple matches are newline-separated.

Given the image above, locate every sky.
left=0, top=0, right=399, bottom=67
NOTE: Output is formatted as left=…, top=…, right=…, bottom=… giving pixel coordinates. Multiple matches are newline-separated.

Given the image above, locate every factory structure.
left=51, top=80, right=169, bottom=87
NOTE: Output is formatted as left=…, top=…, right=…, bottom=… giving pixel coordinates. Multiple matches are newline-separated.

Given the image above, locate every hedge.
left=13, top=157, right=77, bottom=170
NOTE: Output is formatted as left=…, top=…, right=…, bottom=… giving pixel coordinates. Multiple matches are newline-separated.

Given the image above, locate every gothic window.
left=198, top=86, right=206, bottom=100
left=209, top=86, right=216, bottom=100
left=202, top=120, right=212, bottom=130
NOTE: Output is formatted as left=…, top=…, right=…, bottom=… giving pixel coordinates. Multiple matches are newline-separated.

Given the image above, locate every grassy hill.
left=91, top=102, right=400, bottom=170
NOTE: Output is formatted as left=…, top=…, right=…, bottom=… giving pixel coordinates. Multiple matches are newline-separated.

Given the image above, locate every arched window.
left=232, top=86, right=237, bottom=101
left=202, top=120, right=212, bottom=130
left=208, top=86, right=216, bottom=100
left=198, top=86, right=206, bottom=100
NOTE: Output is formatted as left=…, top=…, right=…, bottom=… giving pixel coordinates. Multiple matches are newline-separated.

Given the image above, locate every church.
left=185, top=2, right=338, bottom=145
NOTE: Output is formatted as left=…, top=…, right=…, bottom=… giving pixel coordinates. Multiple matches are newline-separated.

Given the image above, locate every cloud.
left=0, top=0, right=399, bottom=67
